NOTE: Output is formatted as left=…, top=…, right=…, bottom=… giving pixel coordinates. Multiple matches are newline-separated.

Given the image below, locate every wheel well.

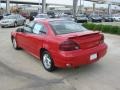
left=11, top=36, right=14, bottom=42
left=40, top=48, right=48, bottom=59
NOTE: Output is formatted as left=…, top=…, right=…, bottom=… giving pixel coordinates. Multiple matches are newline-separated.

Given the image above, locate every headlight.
left=72, top=18, right=75, bottom=21
left=8, top=20, right=14, bottom=23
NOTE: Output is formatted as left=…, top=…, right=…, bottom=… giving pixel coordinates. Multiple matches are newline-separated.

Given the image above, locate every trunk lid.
left=58, top=31, right=102, bottom=49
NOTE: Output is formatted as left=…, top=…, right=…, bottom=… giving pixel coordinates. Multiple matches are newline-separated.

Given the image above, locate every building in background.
left=0, top=0, right=119, bottom=15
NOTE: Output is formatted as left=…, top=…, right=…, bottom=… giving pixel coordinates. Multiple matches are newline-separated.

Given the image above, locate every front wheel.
left=14, top=22, right=17, bottom=27
left=1, top=26, right=4, bottom=28
left=42, top=51, right=55, bottom=72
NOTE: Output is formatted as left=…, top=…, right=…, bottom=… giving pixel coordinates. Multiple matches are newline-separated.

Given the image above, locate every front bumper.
left=53, top=43, right=107, bottom=68
left=0, top=22, right=14, bottom=27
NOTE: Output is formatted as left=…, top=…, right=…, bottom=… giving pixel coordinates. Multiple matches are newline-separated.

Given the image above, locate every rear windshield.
left=49, top=21, right=87, bottom=35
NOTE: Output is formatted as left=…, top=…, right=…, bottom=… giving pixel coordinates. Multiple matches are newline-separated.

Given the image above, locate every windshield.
left=77, top=14, right=86, bottom=17
left=50, top=21, right=87, bottom=35
left=92, top=15, right=100, bottom=17
left=36, top=14, right=48, bottom=18
left=104, top=15, right=111, bottom=17
left=4, top=15, right=16, bottom=19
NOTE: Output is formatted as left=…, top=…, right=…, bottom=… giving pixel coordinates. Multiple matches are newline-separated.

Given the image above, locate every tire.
left=1, top=26, right=4, bottom=28
left=41, top=51, right=55, bottom=72
left=92, top=19, right=94, bottom=22
left=12, top=38, right=19, bottom=50
left=75, top=19, right=77, bottom=22
left=14, top=22, right=17, bottom=27
left=102, top=19, right=105, bottom=22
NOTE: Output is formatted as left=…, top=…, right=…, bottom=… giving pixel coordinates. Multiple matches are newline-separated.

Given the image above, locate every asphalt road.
left=0, top=26, right=120, bottom=90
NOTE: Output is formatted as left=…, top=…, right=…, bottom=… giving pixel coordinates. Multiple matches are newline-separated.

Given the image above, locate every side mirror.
left=29, top=16, right=34, bottom=21
left=16, top=28, right=24, bottom=32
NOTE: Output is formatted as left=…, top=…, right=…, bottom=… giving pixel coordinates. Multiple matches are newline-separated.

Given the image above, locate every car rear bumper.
left=52, top=43, right=107, bottom=68
left=104, top=19, right=113, bottom=22
left=77, top=20, right=87, bottom=23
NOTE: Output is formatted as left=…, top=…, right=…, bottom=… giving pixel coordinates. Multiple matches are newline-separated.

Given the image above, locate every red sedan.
left=11, top=19, right=107, bottom=71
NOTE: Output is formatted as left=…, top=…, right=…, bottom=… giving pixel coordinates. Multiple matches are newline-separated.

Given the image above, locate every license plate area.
left=90, top=53, right=97, bottom=60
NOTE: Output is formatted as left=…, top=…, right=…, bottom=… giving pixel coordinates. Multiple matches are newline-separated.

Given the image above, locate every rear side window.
left=32, top=23, right=46, bottom=34
left=33, top=24, right=43, bottom=34
left=50, top=21, right=87, bottom=35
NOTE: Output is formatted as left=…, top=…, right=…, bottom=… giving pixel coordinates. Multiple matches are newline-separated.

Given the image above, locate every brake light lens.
left=100, top=34, right=104, bottom=44
left=59, top=40, right=80, bottom=51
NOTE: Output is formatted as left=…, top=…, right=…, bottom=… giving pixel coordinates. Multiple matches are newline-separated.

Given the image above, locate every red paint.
left=11, top=20, right=107, bottom=68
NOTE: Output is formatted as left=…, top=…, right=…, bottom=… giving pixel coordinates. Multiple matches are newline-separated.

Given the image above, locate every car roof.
left=35, top=18, right=68, bottom=23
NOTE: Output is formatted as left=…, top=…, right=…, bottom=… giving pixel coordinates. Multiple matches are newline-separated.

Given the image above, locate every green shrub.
left=93, top=24, right=102, bottom=31
left=83, top=23, right=95, bottom=30
left=82, top=23, right=120, bottom=35
left=101, top=25, right=111, bottom=33
left=110, top=26, right=119, bottom=34
left=117, top=27, right=120, bottom=35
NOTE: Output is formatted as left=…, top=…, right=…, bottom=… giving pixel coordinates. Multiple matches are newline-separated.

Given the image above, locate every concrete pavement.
left=0, top=27, right=120, bottom=90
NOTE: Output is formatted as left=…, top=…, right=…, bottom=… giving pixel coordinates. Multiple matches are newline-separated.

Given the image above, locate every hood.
left=1, top=19, right=16, bottom=22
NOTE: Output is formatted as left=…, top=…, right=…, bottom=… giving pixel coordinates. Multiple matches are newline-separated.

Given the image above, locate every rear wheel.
left=42, top=51, right=55, bottom=72
left=12, top=38, right=19, bottom=50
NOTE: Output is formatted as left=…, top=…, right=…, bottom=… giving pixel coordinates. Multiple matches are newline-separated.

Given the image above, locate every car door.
left=16, top=15, right=22, bottom=25
left=15, top=15, right=20, bottom=25
left=19, top=15, right=25, bottom=25
left=16, top=22, right=35, bottom=49
left=25, top=23, right=47, bottom=57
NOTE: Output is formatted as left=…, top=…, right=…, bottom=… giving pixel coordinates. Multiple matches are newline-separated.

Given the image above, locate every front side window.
left=50, top=21, right=87, bottom=35
left=23, top=22, right=35, bottom=33
left=24, top=27, right=32, bottom=33
left=27, top=22, right=35, bottom=28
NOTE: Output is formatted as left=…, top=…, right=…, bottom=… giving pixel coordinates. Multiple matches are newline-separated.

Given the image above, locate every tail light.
left=100, top=34, right=104, bottom=44
left=59, top=40, right=80, bottom=51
